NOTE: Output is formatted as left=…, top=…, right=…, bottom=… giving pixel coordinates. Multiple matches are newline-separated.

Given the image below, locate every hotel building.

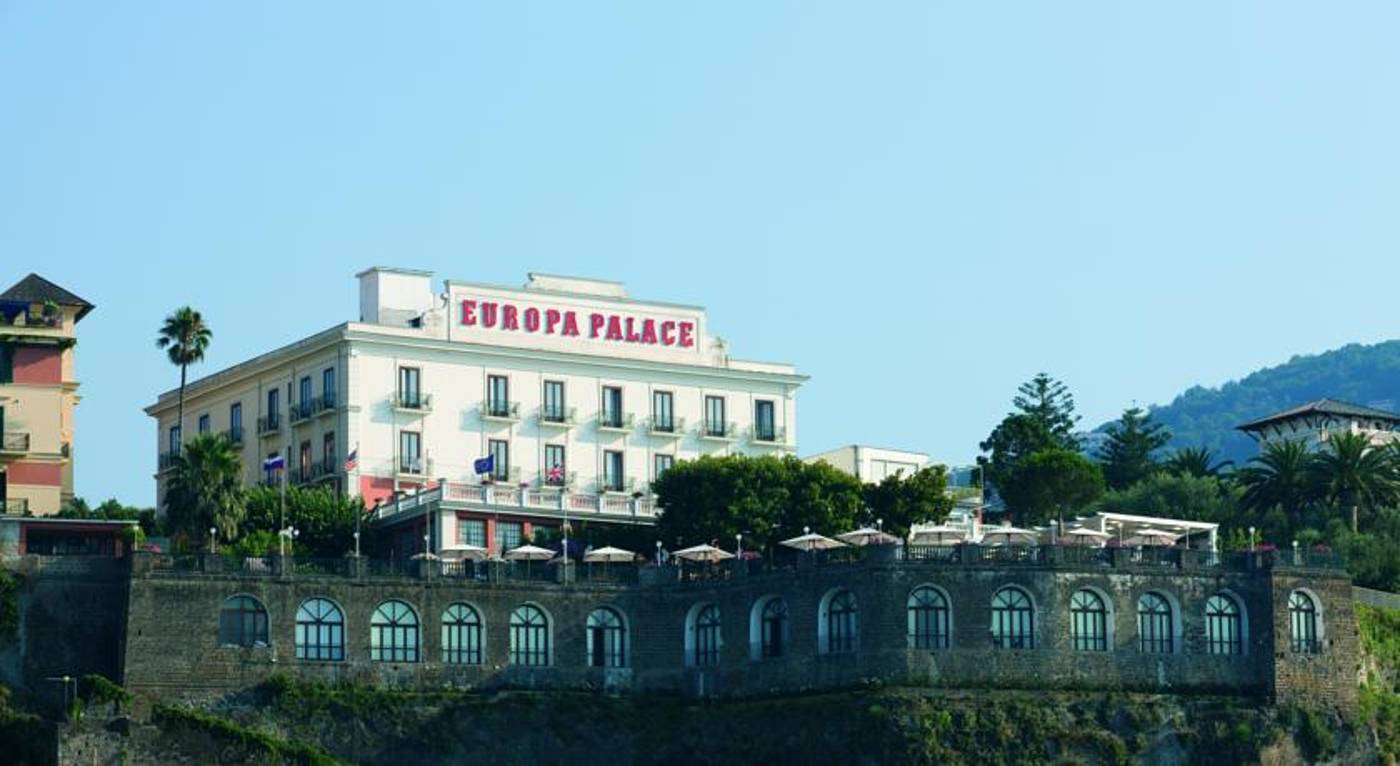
left=0, top=274, right=94, bottom=515
left=147, top=268, right=804, bottom=552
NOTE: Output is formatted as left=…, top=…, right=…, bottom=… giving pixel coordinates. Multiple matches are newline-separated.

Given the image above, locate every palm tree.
left=156, top=307, right=212, bottom=451
left=1309, top=431, right=1400, bottom=533
left=165, top=433, right=245, bottom=545
left=1163, top=447, right=1233, bottom=479
left=1235, top=440, right=1317, bottom=527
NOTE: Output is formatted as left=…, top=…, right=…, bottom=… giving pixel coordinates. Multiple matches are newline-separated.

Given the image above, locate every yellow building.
left=0, top=274, right=93, bottom=515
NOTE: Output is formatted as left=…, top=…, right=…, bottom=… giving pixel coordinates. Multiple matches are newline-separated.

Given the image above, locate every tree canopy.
left=979, top=373, right=1083, bottom=520
left=997, top=448, right=1104, bottom=528
left=164, top=433, right=245, bottom=545
left=861, top=465, right=954, bottom=539
left=1096, top=407, right=1171, bottom=490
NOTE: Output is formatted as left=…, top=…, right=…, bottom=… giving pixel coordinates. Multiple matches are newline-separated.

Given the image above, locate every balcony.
left=391, top=392, right=432, bottom=414
left=481, top=400, right=521, bottom=423
left=537, top=407, right=578, bottom=429
left=1, top=431, right=31, bottom=457
left=2, top=498, right=28, bottom=514
left=314, top=392, right=338, bottom=418
left=540, top=469, right=577, bottom=489
left=224, top=427, right=245, bottom=446
left=481, top=466, right=523, bottom=485
left=157, top=451, right=179, bottom=472
left=257, top=414, right=281, bottom=436
left=700, top=421, right=739, bottom=442
left=600, top=476, right=637, bottom=495
left=396, top=458, right=428, bottom=480
left=289, top=400, right=315, bottom=425
left=291, top=459, right=338, bottom=486
left=596, top=412, right=635, bottom=433
left=646, top=417, right=686, bottom=438
left=748, top=425, right=790, bottom=448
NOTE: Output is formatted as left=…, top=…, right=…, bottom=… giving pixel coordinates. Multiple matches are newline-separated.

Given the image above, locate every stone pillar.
left=273, top=555, right=291, bottom=578
left=200, top=552, right=224, bottom=573
left=347, top=555, right=365, bottom=579
left=555, top=560, right=575, bottom=584
left=128, top=549, right=153, bottom=577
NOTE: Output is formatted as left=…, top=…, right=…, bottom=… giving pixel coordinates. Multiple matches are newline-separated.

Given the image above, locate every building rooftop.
left=0, top=273, right=95, bottom=321
left=1236, top=398, right=1400, bottom=433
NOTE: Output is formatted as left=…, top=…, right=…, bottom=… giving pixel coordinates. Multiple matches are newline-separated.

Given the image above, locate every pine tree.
left=1097, top=407, right=1171, bottom=490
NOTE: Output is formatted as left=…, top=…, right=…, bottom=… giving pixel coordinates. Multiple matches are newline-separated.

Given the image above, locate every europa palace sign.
left=457, top=296, right=699, bottom=349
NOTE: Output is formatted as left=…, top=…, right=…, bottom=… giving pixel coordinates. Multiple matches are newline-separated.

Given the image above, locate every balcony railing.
left=1, top=498, right=29, bottom=514
left=314, top=392, right=338, bottom=417
left=1, top=432, right=31, bottom=454
left=600, top=476, right=636, bottom=494
left=700, top=421, right=738, bottom=440
left=157, top=452, right=179, bottom=471
left=397, top=459, right=427, bottom=477
left=379, top=481, right=661, bottom=521
left=481, top=466, right=523, bottom=484
left=538, top=407, right=577, bottom=427
left=224, top=427, right=245, bottom=446
left=646, top=417, right=686, bottom=437
left=289, top=401, right=315, bottom=424
left=391, top=392, right=432, bottom=413
left=481, top=400, right=521, bottom=422
left=596, top=412, right=635, bottom=432
left=541, top=470, right=577, bottom=489
left=748, top=425, right=787, bottom=446
left=257, top=415, right=281, bottom=435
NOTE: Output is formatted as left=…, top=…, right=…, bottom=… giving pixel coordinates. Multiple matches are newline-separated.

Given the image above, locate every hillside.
left=1117, top=340, right=1400, bottom=465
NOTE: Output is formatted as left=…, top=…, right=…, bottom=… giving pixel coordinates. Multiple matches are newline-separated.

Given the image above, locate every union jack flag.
left=547, top=465, right=563, bottom=483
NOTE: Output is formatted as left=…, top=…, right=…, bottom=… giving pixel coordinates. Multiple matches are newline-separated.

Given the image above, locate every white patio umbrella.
left=673, top=543, right=735, bottom=562
left=1065, top=528, right=1111, bottom=546
left=583, top=546, right=638, bottom=563
left=779, top=530, right=847, bottom=552
left=439, top=544, right=490, bottom=561
left=837, top=527, right=901, bottom=547
left=1128, top=528, right=1179, bottom=547
left=909, top=525, right=967, bottom=546
left=980, top=525, right=1038, bottom=546
left=409, top=551, right=441, bottom=561
left=504, top=544, right=556, bottom=561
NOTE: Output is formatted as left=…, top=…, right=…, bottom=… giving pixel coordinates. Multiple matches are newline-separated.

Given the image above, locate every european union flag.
left=473, top=454, right=495, bottom=475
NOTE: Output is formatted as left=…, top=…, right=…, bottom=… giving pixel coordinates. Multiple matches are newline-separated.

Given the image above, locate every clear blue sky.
left=4, top=3, right=1399, bottom=507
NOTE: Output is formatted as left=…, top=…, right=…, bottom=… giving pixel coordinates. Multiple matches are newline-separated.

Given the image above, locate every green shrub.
left=80, top=674, right=131, bottom=712
left=152, top=703, right=339, bottom=766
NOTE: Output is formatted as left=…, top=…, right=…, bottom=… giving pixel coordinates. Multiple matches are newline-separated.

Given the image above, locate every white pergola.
left=1070, top=512, right=1219, bottom=550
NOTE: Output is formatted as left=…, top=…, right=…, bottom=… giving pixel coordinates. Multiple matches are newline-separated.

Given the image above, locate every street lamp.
left=655, top=540, right=662, bottom=566
left=876, top=518, right=883, bottom=533
left=279, top=526, right=299, bottom=558
left=353, top=531, right=360, bottom=559
left=735, top=532, right=743, bottom=560
left=423, top=533, right=430, bottom=558
left=1248, top=526, right=1256, bottom=552
left=209, top=527, right=217, bottom=553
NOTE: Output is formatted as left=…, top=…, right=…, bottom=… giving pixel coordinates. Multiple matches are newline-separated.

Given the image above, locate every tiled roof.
left=1236, top=398, right=1400, bottom=432
left=0, top=273, right=94, bottom=320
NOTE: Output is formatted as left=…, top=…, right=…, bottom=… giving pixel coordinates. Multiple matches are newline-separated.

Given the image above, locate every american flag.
left=344, top=448, right=358, bottom=472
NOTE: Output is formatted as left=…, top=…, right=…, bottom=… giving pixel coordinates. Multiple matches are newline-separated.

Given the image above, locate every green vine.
left=152, top=703, right=340, bottom=766
left=0, top=569, right=23, bottom=645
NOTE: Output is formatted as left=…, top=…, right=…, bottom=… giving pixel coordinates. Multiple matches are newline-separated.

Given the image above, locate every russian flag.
left=263, top=454, right=286, bottom=472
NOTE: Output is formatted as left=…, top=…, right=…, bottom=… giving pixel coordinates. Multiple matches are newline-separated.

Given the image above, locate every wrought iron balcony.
left=541, top=469, right=577, bottom=489
left=0, top=431, right=30, bottom=456
left=481, top=399, right=521, bottom=422
left=314, top=392, right=338, bottom=417
left=748, top=425, right=789, bottom=446
left=289, top=401, right=315, bottom=424
left=256, top=414, right=281, bottom=435
left=646, top=417, right=686, bottom=437
left=538, top=407, right=577, bottom=428
left=391, top=392, right=432, bottom=413
left=224, top=427, right=244, bottom=446
left=601, top=476, right=636, bottom=494
left=397, top=458, right=428, bottom=477
left=700, top=420, right=738, bottom=441
left=157, top=451, right=179, bottom=471
left=1, top=498, right=28, bottom=514
left=596, top=412, right=635, bottom=432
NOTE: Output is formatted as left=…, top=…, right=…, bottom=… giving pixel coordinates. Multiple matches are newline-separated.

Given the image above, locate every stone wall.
left=117, top=550, right=1358, bottom=713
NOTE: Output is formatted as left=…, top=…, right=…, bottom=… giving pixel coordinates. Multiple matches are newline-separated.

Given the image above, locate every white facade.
left=804, top=445, right=929, bottom=483
left=147, top=269, right=805, bottom=531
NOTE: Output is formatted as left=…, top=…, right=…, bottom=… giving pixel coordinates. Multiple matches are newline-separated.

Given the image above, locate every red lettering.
left=461, top=300, right=477, bottom=326
left=660, top=321, right=676, bottom=346
left=502, top=304, right=520, bottom=330
left=481, top=302, right=498, bottom=328
left=589, top=313, right=605, bottom=338
left=562, top=311, right=580, bottom=336
left=606, top=315, right=624, bottom=341
left=524, top=307, right=541, bottom=332
left=641, top=319, right=658, bottom=344
left=679, top=322, right=695, bottom=348
left=545, top=309, right=561, bottom=334
left=624, top=317, right=640, bottom=342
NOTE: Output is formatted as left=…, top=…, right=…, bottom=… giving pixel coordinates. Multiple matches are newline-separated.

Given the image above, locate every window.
left=652, top=390, right=674, bottom=431
left=487, top=374, right=510, bottom=416
left=0, top=344, right=11, bottom=384
left=754, top=400, right=776, bottom=441
left=654, top=454, right=674, bottom=480
left=823, top=590, right=859, bottom=654
left=198, top=414, right=210, bottom=434
left=322, top=432, right=335, bottom=473
left=1205, top=594, right=1243, bottom=656
left=229, top=402, right=243, bottom=441
left=602, top=386, right=623, bottom=427
left=398, top=367, right=421, bottom=408
left=587, top=607, right=627, bottom=668
left=509, top=604, right=550, bottom=666
left=603, top=450, right=624, bottom=492
left=299, top=440, right=312, bottom=480
left=1070, top=590, right=1108, bottom=652
left=486, top=439, right=509, bottom=481
left=322, top=367, right=336, bottom=407
left=1289, top=591, right=1320, bottom=654
left=218, top=595, right=268, bottom=648
left=705, top=396, right=726, bottom=436
left=908, top=586, right=950, bottom=650
left=168, top=425, right=181, bottom=456
left=400, top=431, right=421, bottom=474
left=497, top=521, right=523, bottom=553
left=692, top=604, right=722, bottom=667
left=370, top=600, right=419, bottom=663
left=991, top=587, right=1034, bottom=649
left=299, top=376, right=312, bottom=413
left=295, top=598, right=344, bottom=661
left=1137, top=593, right=1174, bottom=654
left=458, top=518, right=486, bottom=548
left=442, top=604, right=483, bottom=665
left=267, top=388, right=280, bottom=420
left=544, top=444, right=566, bottom=486
left=543, top=380, right=565, bottom=422
left=759, top=598, right=789, bottom=659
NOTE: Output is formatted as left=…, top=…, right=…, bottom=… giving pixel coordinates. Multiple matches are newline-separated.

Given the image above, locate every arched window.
left=1136, top=592, right=1173, bottom=654
left=442, top=603, right=483, bottom=665
left=510, top=604, right=550, bottom=666
left=219, top=595, right=268, bottom=648
left=295, top=598, right=344, bottom=661
left=692, top=604, right=722, bottom=667
left=1070, top=590, right=1108, bottom=651
left=1289, top=591, right=1320, bottom=655
left=823, top=589, right=859, bottom=654
left=370, top=600, right=419, bottom=663
left=586, top=607, right=627, bottom=668
left=760, top=598, right=789, bottom=659
left=908, top=586, right=950, bottom=650
left=990, top=587, right=1034, bottom=649
left=1205, top=594, right=1242, bottom=656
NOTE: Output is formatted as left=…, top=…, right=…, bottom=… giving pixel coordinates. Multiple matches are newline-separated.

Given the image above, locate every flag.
left=262, top=455, right=286, bottom=472
left=473, top=454, right=495, bottom=475
left=344, top=448, right=358, bottom=472
left=547, top=465, right=563, bottom=483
